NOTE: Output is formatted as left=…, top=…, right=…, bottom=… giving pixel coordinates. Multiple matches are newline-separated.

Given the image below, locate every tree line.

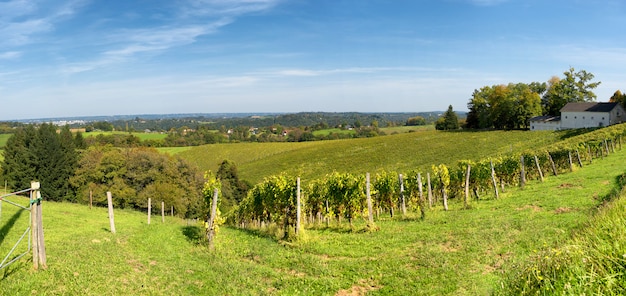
left=0, top=124, right=207, bottom=218
left=465, top=68, right=605, bottom=130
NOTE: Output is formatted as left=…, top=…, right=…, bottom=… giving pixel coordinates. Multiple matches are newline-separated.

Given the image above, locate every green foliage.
left=235, top=173, right=300, bottom=239
left=610, top=89, right=626, bottom=110
left=0, top=124, right=79, bottom=201
left=542, top=68, right=601, bottom=115
left=70, top=145, right=204, bottom=217
left=466, top=82, right=542, bottom=129
left=216, top=160, right=250, bottom=212
left=373, top=170, right=399, bottom=217
left=325, top=172, right=365, bottom=225
left=406, top=116, right=426, bottom=126
left=435, top=105, right=460, bottom=130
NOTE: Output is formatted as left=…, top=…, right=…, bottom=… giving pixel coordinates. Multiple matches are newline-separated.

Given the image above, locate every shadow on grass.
left=558, top=128, right=597, bottom=140
left=181, top=226, right=204, bottom=244
left=598, top=172, right=626, bottom=204
left=231, top=226, right=281, bottom=242
left=0, top=209, right=25, bottom=247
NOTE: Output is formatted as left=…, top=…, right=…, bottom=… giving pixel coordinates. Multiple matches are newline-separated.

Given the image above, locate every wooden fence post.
left=207, top=188, right=218, bottom=249
left=417, top=173, right=425, bottom=219
left=568, top=151, right=574, bottom=172
left=107, top=191, right=116, bottom=234
left=519, top=155, right=526, bottom=188
left=296, top=177, right=301, bottom=235
left=426, top=173, right=433, bottom=208
left=31, top=183, right=39, bottom=270
left=89, top=190, right=93, bottom=210
left=490, top=160, right=499, bottom=199
left=576, top=149, right=583, bottom=168
left=547, top=152, right=558, bottom=176
left=171, top=206, right=174, bottom=217
left=398, top=174, right=406, bottom=216
left=366, top=173, right=373, bottom=224
left=534, top=155, right=544, bottom=182
left=161, top=201, right=165, bottom=223
left=587, top=144, right=593, bottom=164
left=148, top=198, right=152, bottom=224
left=464, top=164, right=471, bottom=209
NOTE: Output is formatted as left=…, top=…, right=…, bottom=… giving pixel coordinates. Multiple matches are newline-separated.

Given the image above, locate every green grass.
left=179, top=130, right=563, bottom=184
left=312, top=128, right=356, bottom=137
left=84, top=131, right=167, bottom=141
left=0, top=134, right=11, bottom=148
left=379, top=125, right=434, bottom=134
left=2, top=144, right=625, bottom=295
left=157, top=146, right=193, bottom=155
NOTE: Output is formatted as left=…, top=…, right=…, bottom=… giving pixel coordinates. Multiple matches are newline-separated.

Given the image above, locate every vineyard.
left=177, top=130, right=564, bottom=184
left=227, top=124, right=626, bottom=239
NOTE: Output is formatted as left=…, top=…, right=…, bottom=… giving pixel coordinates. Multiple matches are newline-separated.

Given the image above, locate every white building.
left=530, top=102, right=626, bottom=131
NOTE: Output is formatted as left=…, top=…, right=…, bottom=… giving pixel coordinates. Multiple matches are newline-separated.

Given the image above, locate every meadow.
left=176, top=130, right=564, bottom=184
left=1, top=145, right=625, bottom=295
left=83, top=131, right=168, bottom=141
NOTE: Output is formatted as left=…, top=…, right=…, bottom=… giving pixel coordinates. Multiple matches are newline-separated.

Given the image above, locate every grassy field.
left=379, top=125, right=434, bottom=134
left=177, top=130, right=563, bottom=184
left=1, top=144, right=625, bottom=295
left=83, top=131, right=168, bottom=141
left=312, top=128, right=356, bottom=137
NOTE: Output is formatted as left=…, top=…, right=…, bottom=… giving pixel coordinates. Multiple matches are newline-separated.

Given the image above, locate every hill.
left=175, top=130, right=564, bottom=184
left=2, top=145, right=625, bottom=294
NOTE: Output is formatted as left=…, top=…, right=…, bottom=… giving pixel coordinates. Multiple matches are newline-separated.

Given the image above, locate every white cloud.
left=0, top=51, right=22, bottom=60
left=0, top=0, right=84, bottom=47
left=182, top=0, right=281, bottom=17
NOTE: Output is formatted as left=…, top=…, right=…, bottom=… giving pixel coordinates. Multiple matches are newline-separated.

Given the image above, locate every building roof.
left=560, top=102, right=620, bottom=113
left=529, top=115, right=561, bottom=122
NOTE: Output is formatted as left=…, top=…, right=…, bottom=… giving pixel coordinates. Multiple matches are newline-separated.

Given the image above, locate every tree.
left=406, top=116, right=426, bottom=126
left=466, top=82, right=544, bottom=130
left=542, top=68, right=601, bottom=115
left=610, top=90, right=626, bottom=110
left=216, top=160, right=250, bottom=212
left=0, top=124, right=79, bottom=201
left=436, top=105, right=459, bottom=130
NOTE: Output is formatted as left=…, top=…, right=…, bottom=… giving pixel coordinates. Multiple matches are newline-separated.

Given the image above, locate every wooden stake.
left=107, top=191, right=116, bottom=234
left=534, top=155, right=544, bottom=182
left=366, top=173, right=373, bottom=224
left=490, top=160, right=499, bottom=199
left=36, top=192, right=47, bottom=269
left=31, top=189, right=39, bottom=270
left=296, top=177, right=301, bottom=235
left=161, top=201, right=165, bottom=223
left=207, top=189, right=218, bottom=249
left=426, top=173, right=433, bottom=208
left=587, top=144, right=593, bottom=164
left=148, top=198, right=151, bottom=224
left=568, top=151, right=574, bottom=172
left=547, top=152, right=557, bottom=176
left=398, top=174, right=406, bottom=216
left=519, top=155, right=526, bottom=188
left=89, top=190, right=93, bottom=210
left=576, top=149, right=583, bottom=168
left=464, top=164, right=471, bottom=209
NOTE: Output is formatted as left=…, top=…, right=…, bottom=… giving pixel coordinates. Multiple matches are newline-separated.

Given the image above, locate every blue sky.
left=0, top=0, right=624, bottom=120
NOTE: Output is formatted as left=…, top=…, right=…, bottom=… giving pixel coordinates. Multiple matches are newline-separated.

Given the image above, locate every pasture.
left=177, top=130, right=564, bottom=184
left=83, top=131, right=168, bottom=141
left=1, top=146, right=625, bottom=295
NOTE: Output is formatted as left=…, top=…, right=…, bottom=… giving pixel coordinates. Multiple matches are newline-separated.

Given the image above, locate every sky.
left=0, top=0, right=625, bottom=120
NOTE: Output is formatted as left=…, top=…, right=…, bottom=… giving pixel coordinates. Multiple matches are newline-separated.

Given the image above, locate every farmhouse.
left=530, top=102, right=626, bottom=131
